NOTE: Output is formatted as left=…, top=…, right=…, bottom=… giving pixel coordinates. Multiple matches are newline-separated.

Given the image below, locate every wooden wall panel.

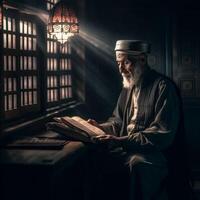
left=173, top=12, right=200, bottom=103
left=173, top=11, right=200, bottom=165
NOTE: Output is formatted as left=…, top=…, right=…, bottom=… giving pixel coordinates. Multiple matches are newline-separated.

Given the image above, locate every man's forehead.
left=115, top=51, right=127, bottom=61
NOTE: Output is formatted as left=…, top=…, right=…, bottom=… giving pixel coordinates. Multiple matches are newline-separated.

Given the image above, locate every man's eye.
left=124, top=60, right=130, bottom=65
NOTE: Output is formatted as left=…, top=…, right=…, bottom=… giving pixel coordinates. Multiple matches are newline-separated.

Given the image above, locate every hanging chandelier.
left=47, top=0, right=79, bottom=45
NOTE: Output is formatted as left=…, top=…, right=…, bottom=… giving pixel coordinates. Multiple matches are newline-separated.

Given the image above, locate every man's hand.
left=93, top=134, right=122, bottom=147
left=87, top=119, right=103, bottom=130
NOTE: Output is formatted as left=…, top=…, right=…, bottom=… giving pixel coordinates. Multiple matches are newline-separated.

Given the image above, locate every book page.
left=47, top=122, right=91, bottom=143
left=60, top=116, right=106, bottom=136
left=72, top=116, right=106, bottom=136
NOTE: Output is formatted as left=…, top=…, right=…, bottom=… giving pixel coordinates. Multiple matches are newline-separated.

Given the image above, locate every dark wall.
left=173, top=10, right=200, bottom=166
left=83, top=0, right=200, bottom=166
left=84, top=0, right=170, bottom=119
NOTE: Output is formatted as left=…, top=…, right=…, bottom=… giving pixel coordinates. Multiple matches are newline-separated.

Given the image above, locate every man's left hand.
left=93, top=134, right=122, bottom=147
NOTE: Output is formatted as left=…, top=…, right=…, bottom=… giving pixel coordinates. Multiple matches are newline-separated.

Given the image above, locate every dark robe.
left=101, top=67, right=179, bottom=153
left=92, top=67, right=192, bottom=200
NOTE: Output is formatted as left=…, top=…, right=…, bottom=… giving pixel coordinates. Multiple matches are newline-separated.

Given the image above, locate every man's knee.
left=127, top=153, right=168, bottom=187
left=126, top=154, right=146, bottom=172
left=127, top=154, right=168, bottom=199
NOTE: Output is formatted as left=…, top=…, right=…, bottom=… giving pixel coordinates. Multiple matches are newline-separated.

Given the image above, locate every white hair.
left=122, top=62, right=144, bottom=88
left=122, top=75, right=133, bottom=88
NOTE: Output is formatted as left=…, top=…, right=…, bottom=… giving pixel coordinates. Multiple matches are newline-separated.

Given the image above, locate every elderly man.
left=88, top=40, right=188, bottom=200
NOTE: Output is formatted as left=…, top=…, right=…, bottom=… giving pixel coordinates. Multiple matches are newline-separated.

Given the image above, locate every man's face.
left=116, top=51, right=143, bottom=88
left=116, top=52, right=133, bottom=79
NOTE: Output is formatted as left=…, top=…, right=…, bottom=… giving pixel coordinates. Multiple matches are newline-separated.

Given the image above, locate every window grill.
left=2, top=9, right=40, bottom=120
left=0, top=1, right=75, bottom=122
left=46, top=0, right=73, bottom=106
left=46, top=0, right=59, bottom=11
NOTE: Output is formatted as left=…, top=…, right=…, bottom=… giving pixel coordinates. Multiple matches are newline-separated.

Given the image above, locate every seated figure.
left=88, top=40, right=192, bottom=200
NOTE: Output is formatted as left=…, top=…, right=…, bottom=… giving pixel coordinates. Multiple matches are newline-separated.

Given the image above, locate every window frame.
left=0, top=1, right=78, bottom=128
left=46, top=37, right=74, bottom=108
left=2, top=8, right=41, bottom=121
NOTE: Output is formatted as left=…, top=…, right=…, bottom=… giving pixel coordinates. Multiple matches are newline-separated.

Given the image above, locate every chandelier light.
left=47, top=0, right=79, bottom=45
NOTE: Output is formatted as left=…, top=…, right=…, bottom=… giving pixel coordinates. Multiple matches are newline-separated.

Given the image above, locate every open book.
left=46, top=116, right=106, bottom=143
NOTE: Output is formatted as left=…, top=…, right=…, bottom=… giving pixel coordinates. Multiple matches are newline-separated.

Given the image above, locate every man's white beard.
left=122, top=66, right=143, bottom=89
left=122, top=75, right=134, bottom=88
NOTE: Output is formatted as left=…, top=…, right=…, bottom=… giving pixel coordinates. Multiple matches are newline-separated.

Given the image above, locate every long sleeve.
left=123, top=79, right=180, bottom=152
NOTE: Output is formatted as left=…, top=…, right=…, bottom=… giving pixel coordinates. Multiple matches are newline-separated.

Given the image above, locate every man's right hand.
left=87, top=119, right=103, bottom=130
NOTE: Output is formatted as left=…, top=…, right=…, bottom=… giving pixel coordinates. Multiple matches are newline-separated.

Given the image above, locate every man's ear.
left=139, top=54, right=146, bottom=65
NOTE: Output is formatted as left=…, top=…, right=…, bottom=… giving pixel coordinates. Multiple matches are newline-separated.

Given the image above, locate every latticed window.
left=46, top=0, right=73, bottom=107
left=2, top=8, right=40, bottom=120
left=19, top=18, right=38, bottom=107
left=46, top=0, right=59, bottom=11
left=0, top=1, right=76, bottom=123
